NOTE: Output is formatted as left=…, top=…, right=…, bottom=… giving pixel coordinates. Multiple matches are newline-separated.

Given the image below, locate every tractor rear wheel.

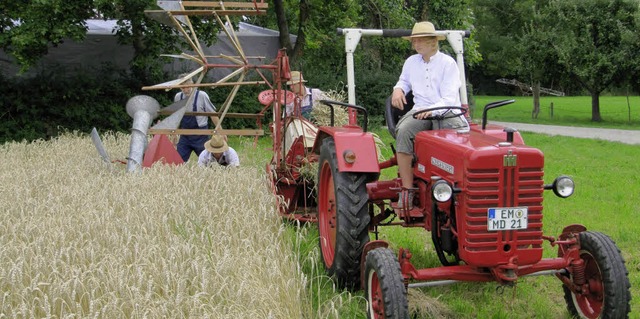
left=562, top=231, right=631, bottom=319
left=365, top=248, right=408, bottom=319
left=318, top=137, right=376, bottom=289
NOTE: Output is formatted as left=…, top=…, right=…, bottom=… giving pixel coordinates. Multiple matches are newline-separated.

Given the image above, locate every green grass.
left=472, top=95, right=640, bottom=129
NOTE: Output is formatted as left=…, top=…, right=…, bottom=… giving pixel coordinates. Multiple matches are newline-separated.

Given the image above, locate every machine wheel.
left=365, top=248, right=408, bottom=319
left=318, top=137, right=376, bottom=289
left=562, top=231, right=631, bottom=319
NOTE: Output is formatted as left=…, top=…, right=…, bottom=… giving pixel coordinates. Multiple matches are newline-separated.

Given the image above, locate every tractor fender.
left=313, top=126, right=381, bottom=173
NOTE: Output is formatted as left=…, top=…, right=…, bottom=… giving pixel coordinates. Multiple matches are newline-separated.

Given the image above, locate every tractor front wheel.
left=317, top=137, right=376, bottom=289
left=562, top=231, right=631, bottom=319
left=365, top=248, right=408, bottom=319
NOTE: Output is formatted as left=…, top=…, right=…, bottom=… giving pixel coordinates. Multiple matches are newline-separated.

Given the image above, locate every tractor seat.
left=384, top=91, right=414, bottom=139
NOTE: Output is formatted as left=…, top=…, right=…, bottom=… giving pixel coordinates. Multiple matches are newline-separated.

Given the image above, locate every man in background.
left=174, top=74, right=221, bottom=162
left=285, top=71, right=327, bottom=119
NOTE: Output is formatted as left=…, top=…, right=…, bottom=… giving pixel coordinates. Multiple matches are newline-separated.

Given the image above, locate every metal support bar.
left=407, top=269, right=566, bottom=289
left=408, top=279, right=459, bottom=289
left=149, top=128, right=264, bottom=136
left=338, top=28, right=470, bottom=107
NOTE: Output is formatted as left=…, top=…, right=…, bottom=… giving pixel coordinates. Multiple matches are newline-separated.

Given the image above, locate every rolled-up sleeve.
left=393, top=58, right=413, bottom=94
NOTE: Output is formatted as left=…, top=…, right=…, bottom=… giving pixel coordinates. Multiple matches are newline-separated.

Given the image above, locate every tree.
left=0, top=0, right=95, bottom=72
left=0, top=0, right=219, bottom=81
left=270, top=0, right=308, bottom=62
left=518, top=0, right=567, bottom=119
left=95, top=0, right=219, bottom=83
left=537, top=0, right=640, bottom=121
left=471, top=0, right=562, bottom=117
left=411, top=0, right=481, bottom=66
left=251, top=0, right=476, bottom=115
left=251, top=0, right=361, bottom=68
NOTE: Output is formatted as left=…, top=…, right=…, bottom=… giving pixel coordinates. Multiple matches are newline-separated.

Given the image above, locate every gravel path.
left=490, top=121, right=640, bottom=145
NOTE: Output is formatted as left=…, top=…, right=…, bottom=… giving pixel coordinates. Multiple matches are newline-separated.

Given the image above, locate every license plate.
left=487, top=207, right=528, bottom=231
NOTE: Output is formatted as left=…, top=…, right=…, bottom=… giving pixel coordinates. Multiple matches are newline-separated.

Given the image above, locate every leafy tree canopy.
left=0, top=0, right=94, bottom=71
left=537, top=0, right=640, bottom=120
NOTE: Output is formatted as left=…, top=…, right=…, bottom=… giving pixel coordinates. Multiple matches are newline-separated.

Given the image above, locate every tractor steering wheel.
left=412, top=106, right=468, bottom=120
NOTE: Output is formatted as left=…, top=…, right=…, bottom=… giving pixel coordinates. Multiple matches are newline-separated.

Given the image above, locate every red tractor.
left=305, top=28, right=632, bottom=318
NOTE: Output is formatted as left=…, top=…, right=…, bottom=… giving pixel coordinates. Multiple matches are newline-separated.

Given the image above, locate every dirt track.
left=490, top=121, right=640, bottom=145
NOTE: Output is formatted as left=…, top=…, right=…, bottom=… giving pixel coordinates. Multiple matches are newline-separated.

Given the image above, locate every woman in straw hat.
left=285, top=71, right=328, bottom=119
left=390, top=21, right=468, bottom=209
left=197, top=135, right=240, bottom=167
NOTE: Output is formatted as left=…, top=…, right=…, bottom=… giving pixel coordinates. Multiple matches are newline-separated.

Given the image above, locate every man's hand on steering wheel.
left=414, top=110, right=433, bottom=120
left=412, top=106, right=467, bottom=121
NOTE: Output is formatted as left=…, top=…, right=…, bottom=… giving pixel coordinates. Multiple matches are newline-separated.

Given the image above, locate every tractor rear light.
left=343, top=150, right=356, bottom=164
left=432, top=180, right=453, bottom=202
left=544, top=175, right=575, bottom=198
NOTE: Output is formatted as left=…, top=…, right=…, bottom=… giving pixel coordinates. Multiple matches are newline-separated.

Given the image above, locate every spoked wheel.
left=317, top=137, right=377, bottom=289
left=562, top=231, right=631, bottom=319
left=365, top=248, right=408, bottom=319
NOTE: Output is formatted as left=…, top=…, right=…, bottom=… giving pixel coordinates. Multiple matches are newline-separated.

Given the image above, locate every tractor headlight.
left=545, top=175, right=575, bottom=198
left=432, top=180, right=453, bottom=202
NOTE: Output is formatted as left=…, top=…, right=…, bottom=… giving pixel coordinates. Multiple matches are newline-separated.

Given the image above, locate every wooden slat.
left=149, top=129, right=264, bottom=136
left=182, top=1, right=268, bottom=9
left=158, top=111, right=264, bottom=119
left=141, top=80, right=267, bottom=91
left=156, top=9, right=267, bottom=16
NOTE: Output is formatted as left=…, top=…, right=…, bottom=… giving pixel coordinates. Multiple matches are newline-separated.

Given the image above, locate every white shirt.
left=197, top=147, right=240, bottom=167
left=174, top=90, right=216, bottom=127
left=394, top=51, right=461, bottom=113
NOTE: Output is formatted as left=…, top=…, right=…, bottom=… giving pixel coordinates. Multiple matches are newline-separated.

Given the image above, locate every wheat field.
left=0, top=132, right=312, bottom=318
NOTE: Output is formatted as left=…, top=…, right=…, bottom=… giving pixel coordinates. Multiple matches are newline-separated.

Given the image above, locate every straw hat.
left=286, top=71, right=307, bottom=85
left=403, top=22, right=445, bottom=41
left=204, top=135, right=228, bottom=153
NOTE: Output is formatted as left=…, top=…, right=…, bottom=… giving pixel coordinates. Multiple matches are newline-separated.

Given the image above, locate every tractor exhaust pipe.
left=125, top=95, right=160, bottom=173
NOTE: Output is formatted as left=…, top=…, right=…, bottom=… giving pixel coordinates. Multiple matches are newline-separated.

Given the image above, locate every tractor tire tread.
left=318, top=138, right=378, bottom=290
left=563, top=231, right=631, bottom=319
left=365, top=248, right=408, bottom=318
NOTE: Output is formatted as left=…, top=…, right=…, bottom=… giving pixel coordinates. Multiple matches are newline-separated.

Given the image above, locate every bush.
left=0, top=65, right=168, bottom=143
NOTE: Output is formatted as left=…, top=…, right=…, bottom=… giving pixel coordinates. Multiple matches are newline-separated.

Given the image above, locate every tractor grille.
left=461, top=166, right=544, bottom=266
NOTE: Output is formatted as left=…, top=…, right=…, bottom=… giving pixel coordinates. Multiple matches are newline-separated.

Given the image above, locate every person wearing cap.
left=390, top=21, right=468, bottom=209
left=285, top=71, right=327, bottom=119
left=174, top=73, right=221, bottom=162
left=198, top=135, right=240, bottom=167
